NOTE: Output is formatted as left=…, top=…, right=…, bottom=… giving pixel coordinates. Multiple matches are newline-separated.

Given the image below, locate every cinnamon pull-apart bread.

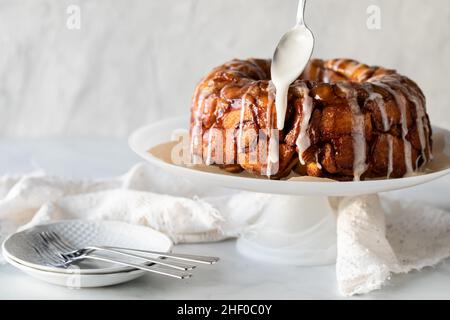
left=189, top=58, right=432, bottom=181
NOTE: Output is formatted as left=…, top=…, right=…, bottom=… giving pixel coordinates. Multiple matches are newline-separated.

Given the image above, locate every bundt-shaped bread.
left=190, top=58, right=432, bottom=181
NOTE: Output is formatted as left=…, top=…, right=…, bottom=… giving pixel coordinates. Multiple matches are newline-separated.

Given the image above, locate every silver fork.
left=40, top=231, right=196, bottom=271
left=43, top=230, right=218, bottom=264
left=36, top=232, right=192, bottom=279
left=28, top=237, right=68, bottom=267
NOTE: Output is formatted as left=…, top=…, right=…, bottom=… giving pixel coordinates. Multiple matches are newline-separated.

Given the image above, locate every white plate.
left=129, top=117, right=450, bottom=197
left=4, top=252, right=147, bottom=288
left=2, top=220, right=172, bottom=275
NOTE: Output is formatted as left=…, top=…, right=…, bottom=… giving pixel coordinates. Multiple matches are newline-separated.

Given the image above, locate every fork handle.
left=103, top=246, right=220, bottom=265
left=74, top=254, right=191, bottom=279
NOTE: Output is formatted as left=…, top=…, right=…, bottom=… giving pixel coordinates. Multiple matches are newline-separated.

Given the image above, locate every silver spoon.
left=271, top=0, right=315, bottom=130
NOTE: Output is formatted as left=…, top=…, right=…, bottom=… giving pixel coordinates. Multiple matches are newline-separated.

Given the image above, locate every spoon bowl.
left=270, top=0, right=315, bottom=130
left=271, top=25, right=314, bottom=85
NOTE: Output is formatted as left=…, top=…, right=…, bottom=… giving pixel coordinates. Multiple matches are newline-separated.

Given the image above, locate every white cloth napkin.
left=336, top=195, right=450, bottom=295
left=1, top=162, right=450, bottom=296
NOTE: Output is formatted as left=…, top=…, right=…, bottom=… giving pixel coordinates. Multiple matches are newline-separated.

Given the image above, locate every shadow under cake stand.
left=129, top=117, right=450, bottom=266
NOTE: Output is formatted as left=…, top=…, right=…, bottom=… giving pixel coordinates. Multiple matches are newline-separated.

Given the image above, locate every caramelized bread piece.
left=190, top=58, right=432, bottom=181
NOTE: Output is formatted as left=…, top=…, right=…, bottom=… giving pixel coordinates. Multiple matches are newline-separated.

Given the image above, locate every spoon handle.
left=296, top=0, right=306, bottom=25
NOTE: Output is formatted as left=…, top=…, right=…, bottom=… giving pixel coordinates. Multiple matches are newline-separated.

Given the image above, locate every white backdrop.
left=1, top=0, right=449, bottom=138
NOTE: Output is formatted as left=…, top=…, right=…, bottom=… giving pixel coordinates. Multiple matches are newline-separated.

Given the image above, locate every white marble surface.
left=1, top=0, right=449, bottom=138
left=1, top=139, right=450, bottom=299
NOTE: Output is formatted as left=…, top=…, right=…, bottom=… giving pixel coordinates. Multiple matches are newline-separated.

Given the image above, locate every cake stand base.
left=236, top=195, right=337, bottom=266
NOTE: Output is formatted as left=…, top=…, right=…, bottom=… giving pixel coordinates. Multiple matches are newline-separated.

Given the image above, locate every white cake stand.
left=129, top=117, right=450, bottom=266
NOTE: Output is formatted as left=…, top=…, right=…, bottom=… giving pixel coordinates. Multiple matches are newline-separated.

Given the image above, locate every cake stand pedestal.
left=130, top=117, right=450, bottom=266
left=236, top=195, right=337, bottom=266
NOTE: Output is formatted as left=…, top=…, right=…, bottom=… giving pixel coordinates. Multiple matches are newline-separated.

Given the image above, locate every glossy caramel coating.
left=190, top=58, right=432, bottom=180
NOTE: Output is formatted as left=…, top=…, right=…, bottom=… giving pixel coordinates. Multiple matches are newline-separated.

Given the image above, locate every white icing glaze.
left=382, top=75, right=428, bottom=166
left=369, top=92, right=390, bottom=132
left=366, top=90, right=393, bottom=178
left=413, top=86, right=432, bottom=161
left=399, top=79, right=429, bottom=165
left=387, top=135, right=394, bottom=178
left=273, top=82, right=289, bottom=130
left=266, top=83, right=278, bottom=177
left=267, top=0, right=313, bottom=176
left=270, top=1, right=314, bottom=130
left=315, top=151, right=322, bottom=170
left=371, top=80, right=414, bottom=174
left=295, top=83, right=314, bottom=165
left=237, top=90, right=250, bottom=155
left=408, top=92, right=427, bottom=166
left=267, top=134, right=280, bottom=177
left=337, top=83, right=368, bottom=181
left=322, top=72, right=330, bottom=83
left=425, top=117, right=433, bottom=160
left=268, top=136, right=279, bottom=164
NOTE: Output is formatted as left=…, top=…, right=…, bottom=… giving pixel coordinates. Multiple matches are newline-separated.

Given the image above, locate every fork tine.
left=38, top=233, right=66, bottom=259
left=43, top=231, right=71, bottom=254
left=40, top=232, right=66, bottom=254
left=47, top=231, right=76, bottom=252
left=30, top=242, right=56, bottom=264
left=30, top=235, right=67, bottom=267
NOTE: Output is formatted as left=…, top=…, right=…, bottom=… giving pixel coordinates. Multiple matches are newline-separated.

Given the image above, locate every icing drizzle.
left=367, top=91, right=393, bottom=178
left=266, top=82, right=279, bottom=177
left=337, top=83, right=368, bottom=181
left=295, top=83, right=314, bottom=166
left=370, top=79, right=414, bottom=174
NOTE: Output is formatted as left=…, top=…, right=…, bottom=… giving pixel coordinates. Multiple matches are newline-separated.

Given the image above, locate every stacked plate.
left=2, top=220, right=173, bottom=287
